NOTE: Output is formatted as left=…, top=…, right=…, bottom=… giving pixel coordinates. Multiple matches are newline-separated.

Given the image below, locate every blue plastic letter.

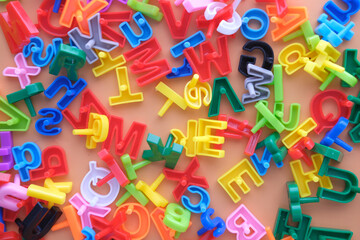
left=241, top=9, right=269, bottom=40
left=181, top=186, right=210, bottom=213
left=13, top=142, right=42, bottom=182
left=170, top=31, right=206, bottom=58
left=35, top=108, right=63, bottom=136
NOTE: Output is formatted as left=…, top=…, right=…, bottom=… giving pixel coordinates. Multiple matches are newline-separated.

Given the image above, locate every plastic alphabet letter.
left=119, top=12, right=152, bottom=48
left=23, top=37, right=55, bottom=67
left=0, top=174, right=29, bottom=211
left=0, top=97, right=31, bottom=131
left=208, top=77, right=245, bottom=117
left=123, top=38, right=171, bottom=87
left=109, top=67, right=144, bottom=105
left=80, top=161, right=120, bottom=207
left=250, top=147, right=283, bottom=176
left=6, top=82, right=44, bottom=117
left=242, top=64, right=274, bottom=104
left=27, top=178, right=72, bottom=207
left=239, top=40, right=274, bottom=77
left=51, top=205, right=83, bottom=240
left=217, top=159, right=264, bottom=203
left=181, top=186, right=210, bottom=214
left=49, top=44, right=86, bottom=81
left=324, top=0, right=360, bottom=24
left=3, top=53, right=41, bottom=89
left=101, top=115, right=146, bottom=159
left=35, top=108, right=63, bottom=136
left=184, top=36, right=231, bottom=82
left=290, top=154, right=333, bottom=198
left=226, top=204, right=266, bottom=240
left=266, top=6, right=308, bottom=41
left=44, top=76, right=87, bottom=110
left=0, top=1, right=39, bottom=53
left=159, top=0, right=192, bottom=39
left=320, top=117, right=353, bottom=152
left=69, top=193, right=110, bottom=228
left=30, top=146, right=68, bottom=181
left=184, top=74, right=212, bottom=109
left=166, top=58, right=193, bottom=79
left=151, top=207, right=177, bottom=240
left=136, top=174, right=168, bottom=207
left=310, top=89, right=353, bottom=134
left=163, top=203, right=191, bottom=233
left=156, top=82, right=188, bottom=117
left=241, top=8, right=269, bottom=41
left=72, top=113, right=109, bottom=149
left=59, top=0, right=108, bottom=35
left=92, top=51, right=126, bottom=77
left=90, top=211, right=130, bottom=240
left=13, top=142, right=42, bottom=182
left=273, top=208, right=311, bottom=240
left=143, top=133, right=183, bottom=169
left=68, top=14, right=119, bottom=64
left=198, top=208, right=226, bottom=238
left=308, top=227, right=353, bottom=240
left=164, top=157, right=209, bottom=202
left=0, top=132, right=14, bottom=171
left=282, top=117, right=317, bottom=149
left=15, top=202, right=62, bottom=240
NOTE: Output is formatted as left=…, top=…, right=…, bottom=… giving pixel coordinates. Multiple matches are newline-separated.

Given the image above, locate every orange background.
left=1, top=0, right=360, bottom=239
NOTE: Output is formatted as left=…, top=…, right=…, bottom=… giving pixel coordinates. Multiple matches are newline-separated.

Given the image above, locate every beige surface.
left=1, top=0, right=360, bottom=239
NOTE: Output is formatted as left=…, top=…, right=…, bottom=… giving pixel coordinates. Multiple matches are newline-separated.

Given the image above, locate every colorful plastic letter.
left=49, top=44, right=86, bottom=81
left=156, top=82, right=187, bottom=117
left=184, top=74, right=212, bottom=109
left=282, top=20, right=320, bottom=51
left=226, top=204, right=266, bottom=240
left=290, top=154, right=333, bottom=198
left=72, top=113, right=109, bottom=149
left=15, top=202, right=62, bottom=240
left=320, top=117, right=352, bottom=152
left=317, top=165, right=360, bottom=203
left=115, top=182, right=149, bottom=206
left=127, top=0, right=163, bottom=21
left=30, top=146, right=68, bottom=181
left=241, top=9, right=269, bottom=40
left=119, top=12, right=152, bottom=48
left=0, top=132, right=14, bottom=171
left=0, top=1, right=39, bottom=53
left=163, top=157, right=209, bottom=202
left=198, top=208, right=226, bottom=238
left=0, top=174, right=29, bottom=211
left=256, top=132, right=287, bottom=164
left=151, top=207, right=177, bottom=240
left=3, top=53, right=41, bottom=89
left=23, top=37, right=55, bottom=67
left=115, top=203, right=150, bottom=239
left=167, top=58, right=193, bottom=79
left=92, top=51, right=126, bottom=77
left=69, top=193, right=110, bottom=228
left=282, top=118, right=317, bottom=149
left=217, top=159, right=264, bottom=203
left=109, top=67, right=143, bottom=105
left=171, top=120, right=198, bottom=157
left=59, top=0, right=108, bottom=35
left=324, top=0, right=360, bottom=24
left=181, top=186, right=210, bottom=214
left=287, top=182, right=319, bottom=222
left=159, top=0, right=192, bottom=39
left=80, top=161, right=120, bottom=206
left=184, top=36, right=231, bottom=82
left=13, top=142, right=41, bottom=182
left=51, top=205, right=83, bottom=240
left=208, top=77, right=244, bottom=117
left=266, top=6, right=308, bottom=41
left=68, top=14, right=118, bottom=64
left=44, top=76, right=87, bottom=110
left=91, top=210, right=130, bottom=240
left=136, top=173, right=168, bottom=207
left=35, top=108, right=63, bottom=136
left=123, top=38, right=171, bottom=87
left=142, top=133, right=183, bottom=169
left=273, top=208, right=311, bottom=240
left=163, top=203, right=191, bottom=233
left=310, top=89, right=353, bottom=134
left=288, top=137, right=315, bottom=166
left=252, top=101, right=285, bottom=133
